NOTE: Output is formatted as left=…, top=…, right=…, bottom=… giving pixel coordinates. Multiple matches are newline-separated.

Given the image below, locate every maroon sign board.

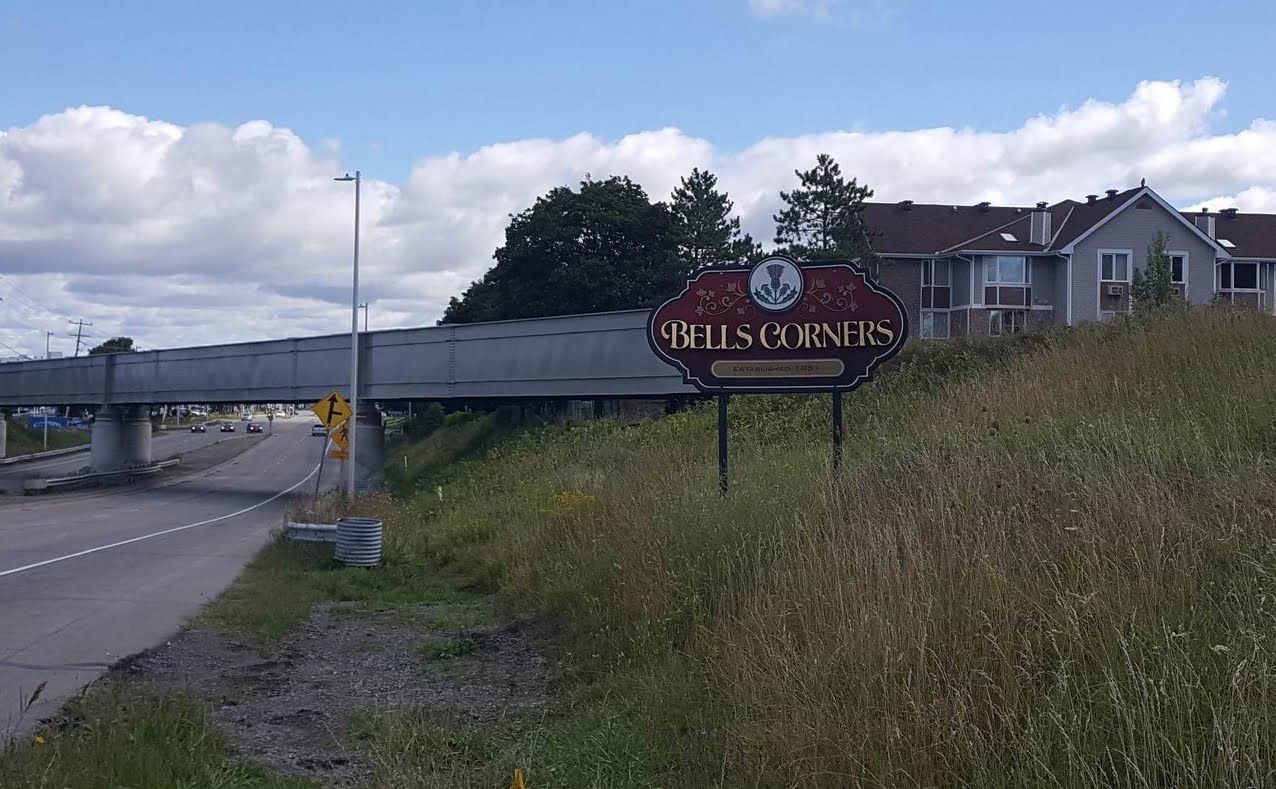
left=648, top=256, right=908, bottom=393
left=647, top=256, right=909, bottom=491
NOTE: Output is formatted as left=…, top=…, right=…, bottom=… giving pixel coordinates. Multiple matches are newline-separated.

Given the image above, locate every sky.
left=3, top=0, right=1276, bottom=357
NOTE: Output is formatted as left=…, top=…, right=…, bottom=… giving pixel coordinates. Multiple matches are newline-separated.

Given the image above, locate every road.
left=0, top=417, right=341, bottom=737
left=0, top=420, right=256, bottom=489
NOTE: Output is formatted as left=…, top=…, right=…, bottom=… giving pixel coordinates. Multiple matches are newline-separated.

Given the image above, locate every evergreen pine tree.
left=669, top=168, right=760, bottom=270
left=773, top=153, right=879, bottom=272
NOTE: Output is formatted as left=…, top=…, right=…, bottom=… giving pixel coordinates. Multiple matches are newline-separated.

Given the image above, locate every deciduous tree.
left=1132, top=231, right=1177, bottom=310
left=88, top=336, right=135, bottom=355
left=443, top=177, right=683, bottom=323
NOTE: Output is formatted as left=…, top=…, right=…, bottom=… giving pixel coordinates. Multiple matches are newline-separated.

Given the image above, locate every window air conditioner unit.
left=1105, top=283, right=1125, bottom=297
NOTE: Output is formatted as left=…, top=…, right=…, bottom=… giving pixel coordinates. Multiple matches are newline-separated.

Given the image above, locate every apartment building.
left=865, top=184, right=1276, bottom=338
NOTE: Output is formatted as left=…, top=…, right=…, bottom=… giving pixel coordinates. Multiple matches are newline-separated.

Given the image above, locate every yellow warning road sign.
left=312, top=390, right=352, bottom=430
left=330, top=421, right=349, bottom=452
left=329, top=448, right=349, bottom=461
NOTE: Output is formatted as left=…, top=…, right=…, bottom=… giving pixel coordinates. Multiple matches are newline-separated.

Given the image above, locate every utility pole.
left=359, top=303, right=368, bottom=332
left=69, top=319, right=93, bottom=357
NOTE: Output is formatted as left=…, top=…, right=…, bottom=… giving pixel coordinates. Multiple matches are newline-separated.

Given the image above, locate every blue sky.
left=4, top=0, right=1273, bottom=181
left=3, top=1, right=1276, bottom=353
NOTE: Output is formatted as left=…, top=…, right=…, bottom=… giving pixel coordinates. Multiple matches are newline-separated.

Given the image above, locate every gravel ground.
left=114, top=603, right=556, bottom=786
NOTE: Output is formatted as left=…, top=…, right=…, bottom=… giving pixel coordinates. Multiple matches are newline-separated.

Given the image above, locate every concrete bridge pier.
left=353, top=402, right=385, bottom=491
left=90, top=405, right=153, bottom=472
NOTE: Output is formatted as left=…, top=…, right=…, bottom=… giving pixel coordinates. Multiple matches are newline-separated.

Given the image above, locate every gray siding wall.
left=1030, top=258, right=1057, bottom=306
left=1070, top=199, right=1218, bottom=322
left=1054, top=257, right=1070, bottom=322
left=951, top=257, right=971, bottom=306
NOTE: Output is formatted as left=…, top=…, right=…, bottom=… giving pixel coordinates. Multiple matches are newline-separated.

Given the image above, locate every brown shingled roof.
left=862, top=202, right=1031, bottom=256
left=1180, top=210, right=1276, bottom=259
left=862, top=186, right=1266, bottom=258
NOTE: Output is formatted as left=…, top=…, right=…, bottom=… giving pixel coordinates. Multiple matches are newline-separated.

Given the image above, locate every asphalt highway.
left=0, top=421, right=251, bottom=487
left=0, top=417, right=341, bottom=737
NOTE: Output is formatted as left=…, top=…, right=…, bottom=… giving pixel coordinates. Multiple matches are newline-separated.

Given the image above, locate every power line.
left=0, top=275, right=113, bottom=341
left=69, top=319, right=93, bottom=357
left=0, top=339, right=34, bottom=360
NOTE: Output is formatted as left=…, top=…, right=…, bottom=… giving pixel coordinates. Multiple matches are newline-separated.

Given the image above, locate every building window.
left=1219, top=262, right=1258, bottom=290
left=983, top=256, right=1030, bottom=306
left=988, top=309, right=1027, bottom=336
left=984, top=255, right=1028, bottom=285
left=1168, top=254, right=1186, bottom=285
left=1100, top=252, right=1130, bottom=281
left=920, top=310, right=950, bottom=339
left=921, top=259, right=951, bottom=309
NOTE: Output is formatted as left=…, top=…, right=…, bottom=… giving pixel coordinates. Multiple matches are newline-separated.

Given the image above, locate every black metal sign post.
left=832, top=390, right=843, bottom=470
left=718, top=394, right=729, bottom=495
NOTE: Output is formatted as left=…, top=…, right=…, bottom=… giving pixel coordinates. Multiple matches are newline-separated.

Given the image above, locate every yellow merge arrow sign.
left=311, top=390, right=353, bottom=431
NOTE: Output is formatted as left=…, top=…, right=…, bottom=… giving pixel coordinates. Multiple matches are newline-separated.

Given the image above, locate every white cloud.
left=0, top=76, right=1272, bottom=357
left=747, top=0, right=897, bottom=24
left=749, top=0, right=837, bottom=17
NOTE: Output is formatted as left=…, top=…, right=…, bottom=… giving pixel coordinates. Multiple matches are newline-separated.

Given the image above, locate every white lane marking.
left=0, top=460, right=323, bottom=580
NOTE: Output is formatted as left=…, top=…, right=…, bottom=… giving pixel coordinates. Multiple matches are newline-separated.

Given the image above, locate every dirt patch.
left=113, top=603, right=556, bottom=786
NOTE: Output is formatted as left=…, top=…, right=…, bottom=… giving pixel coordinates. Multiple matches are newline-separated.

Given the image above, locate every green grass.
left=384, top=410, right=520, bottom=496
left=416, top=636, right=477, bottom=661
left=0, top=682, right=309, bottom=789
left=4, top=417, right=90, bottom=457
left=384, top=305, right=1276, bottom=786
left=197, top=536, right=479, bottom=646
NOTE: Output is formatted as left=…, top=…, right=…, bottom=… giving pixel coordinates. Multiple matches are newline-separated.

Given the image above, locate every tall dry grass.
left=396, top=306, right=1276, bottom=786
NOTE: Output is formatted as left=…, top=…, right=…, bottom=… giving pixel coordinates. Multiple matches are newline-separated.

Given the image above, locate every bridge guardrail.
left=0, top=444, right=90, bottom=466
left=23, top=458, right=181, bottom=493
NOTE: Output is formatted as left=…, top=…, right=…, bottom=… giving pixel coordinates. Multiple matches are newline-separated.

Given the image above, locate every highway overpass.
left=0, top=309, right=693, bottom=407
left=0, top=310, right=694, bottom=483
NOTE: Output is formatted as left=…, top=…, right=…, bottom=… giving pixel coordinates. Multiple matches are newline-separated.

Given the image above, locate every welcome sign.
left=647, top=256, right=909, bottom=393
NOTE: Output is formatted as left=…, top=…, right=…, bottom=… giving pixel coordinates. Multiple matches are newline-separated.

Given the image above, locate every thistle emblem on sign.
left=748, top=257, right=804, bottom=312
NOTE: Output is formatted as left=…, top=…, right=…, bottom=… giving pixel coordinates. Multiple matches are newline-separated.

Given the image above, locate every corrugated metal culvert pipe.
left=335, top=517, right=383, bottom=567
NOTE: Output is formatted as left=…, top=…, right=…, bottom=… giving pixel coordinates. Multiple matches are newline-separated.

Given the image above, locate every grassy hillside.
left=379, top=306, right=1276, bottom=786
left=3, top=417, right=90, bottom=457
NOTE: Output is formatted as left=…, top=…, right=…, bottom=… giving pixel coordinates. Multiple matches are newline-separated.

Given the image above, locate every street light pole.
left=43, top=330, right=52, bottom=450
left=334, top=170, right=361, bottom=498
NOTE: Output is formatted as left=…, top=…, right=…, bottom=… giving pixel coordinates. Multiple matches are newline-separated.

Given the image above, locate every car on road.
left=241, top=413, right=253, bottom=421
left=246, top=423, right=263, bottom=433
left=311, top=423, right=327, bottom=437
left=190, top=423, right=207, bottom=433
left=219, top=422, right=236, bottom=432
left=275, top=410, right=287, bottom=418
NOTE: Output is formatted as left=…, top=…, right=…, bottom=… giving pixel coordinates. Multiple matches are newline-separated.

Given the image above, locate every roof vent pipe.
left=898, top=199, right=913, bottom=211
left=1106, top=189, right=1119, bottom=200
left=1086, top=194, right=1098, bottom=204
left=976, top=201, right=991, bottom=212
